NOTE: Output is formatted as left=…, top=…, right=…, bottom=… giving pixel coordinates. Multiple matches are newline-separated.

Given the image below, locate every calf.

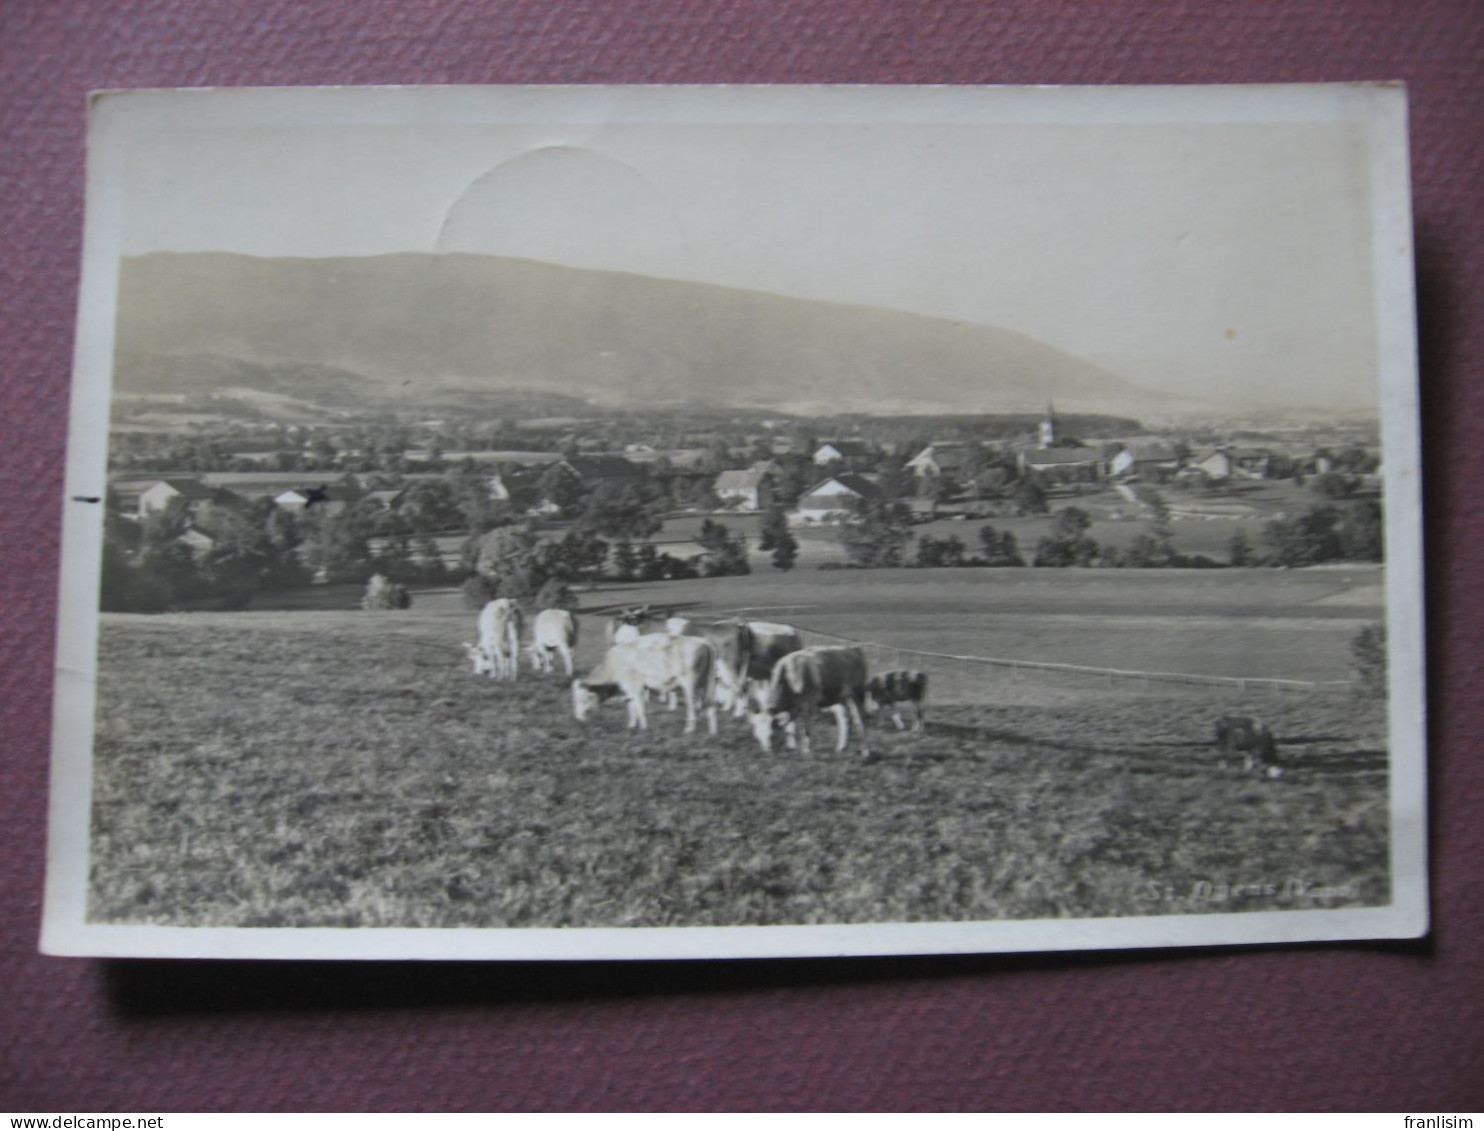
left=572, top=633, right=718, bottom=736
left=866, top=670, right=928, bottom=732
left=464, top=598, right=522, bottom=680
left=1214, top=714, right=1282, bottom=778
left=529, top=608, right=578, bottom=676
left=749, top=645, right=871, bottom=759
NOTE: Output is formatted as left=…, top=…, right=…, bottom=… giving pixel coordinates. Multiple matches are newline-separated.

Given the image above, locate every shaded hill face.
left=115, top=252, right=1158, bottom=416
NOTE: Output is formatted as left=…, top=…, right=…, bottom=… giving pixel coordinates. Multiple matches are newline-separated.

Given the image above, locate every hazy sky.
left=103, top=86, right=1394, bottom=410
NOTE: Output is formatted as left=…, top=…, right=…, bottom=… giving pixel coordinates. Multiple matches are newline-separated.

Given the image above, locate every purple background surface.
left=2, top=1, right=1481, bottom=1112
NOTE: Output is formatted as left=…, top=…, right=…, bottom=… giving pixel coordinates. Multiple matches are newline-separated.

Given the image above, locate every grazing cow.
left=749, top=645, right=871, bottom=759
left=866, top=670, right=929, bottom=732
left=740, top=621, right=805, bottom=712
left=464, top=598, right=522, bottom=679
left=572, top=633, right=718, bottom=736
left=1214, top=714, right=1282, bottom=778
left=529, top=608, right=579, bottom=676
left=668, top=618, right=753, bottom=715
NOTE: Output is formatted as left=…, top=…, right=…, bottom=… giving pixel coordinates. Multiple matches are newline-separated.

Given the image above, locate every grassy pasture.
left=577, top=565, right=1383, bottom=686
left=89, top=569, right=1389, bottom=929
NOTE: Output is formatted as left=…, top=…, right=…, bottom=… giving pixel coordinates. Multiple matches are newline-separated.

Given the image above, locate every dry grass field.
left=87, top=567, right=1389, bottom=930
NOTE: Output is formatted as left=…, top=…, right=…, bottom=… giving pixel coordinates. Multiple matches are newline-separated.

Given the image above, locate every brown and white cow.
left=572, top=633, right=718, bottom=736
left=1214, top=714, right=1282, bottom=778
left=739, top=621, right=805, bottom=713
left=529, top=607, right=579, bottom=676
left=748, top=645, right=871, bottom=759
left=667, top=618, right=753, bottom=716
left=464, top=597, right=522, bottom=680
left=866, top=670, right=928, bottom=732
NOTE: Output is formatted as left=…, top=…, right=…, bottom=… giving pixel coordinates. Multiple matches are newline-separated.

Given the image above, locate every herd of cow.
left=463, top=599, right=928, bottom=760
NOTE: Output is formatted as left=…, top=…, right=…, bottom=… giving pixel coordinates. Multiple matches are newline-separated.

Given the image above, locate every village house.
left=713, top=463, right=777, bottom=511
left=137, top=477, right=216, bottom=519
left=788, top=473, right=881, bottom=525
left=1109, top=443, right=1183, bottom=481
left=1017, top=447, right=1105, bottom=482
left=1189, top=447, right=1272, bottom=482
left=273, top=483, right=363, bottom=516
left=176, top=527, right=217, bottom=560
left=905, top=442, right=977, bottom=481
left=363, top=488, right=406, bottom=509
left=812, top=440, right=872, bottom=466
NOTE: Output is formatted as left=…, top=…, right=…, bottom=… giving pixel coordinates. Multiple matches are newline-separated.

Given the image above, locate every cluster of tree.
left=757, top=506, right=799, bottom=572
left=696, top=519, right=752, bottom=578
left=1262, top=499, right=1384, bottom=567
left=838, top=496, right=916, bottom=568
left=912, top=526, right=1025, bottom=568
left=102, top=496, right=312, bottom=612
left=458, top=525, right=607, bottom=611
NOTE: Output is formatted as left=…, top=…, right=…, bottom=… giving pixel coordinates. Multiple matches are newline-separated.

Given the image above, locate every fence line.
left=790, top=625, right=1355, bottom=697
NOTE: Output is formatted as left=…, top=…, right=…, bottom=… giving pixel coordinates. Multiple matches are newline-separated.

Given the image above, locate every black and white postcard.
left=44, top=84, right=1426, bottom=959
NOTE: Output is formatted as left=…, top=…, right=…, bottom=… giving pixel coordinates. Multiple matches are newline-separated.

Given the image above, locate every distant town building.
left=273, top=483, right=362, bottom=515
left=789, top=473, right=880, bottom=524
left=713, top=463, right=776, bottom=511
left=1039, top=404, right=1059, bottom=449
left=1110, top=443, right=1182, bottom=480
left=905, top=442, right=976, bottom=480
left=176, top=527, right=217, bottom=560
left=1190, top=447, right=1271, bottom=482
left=1018, top=447, right=1104, bottom=481
left=137, top=478, right=215, bottom=519
left=812, top=440, right=872, bottom=465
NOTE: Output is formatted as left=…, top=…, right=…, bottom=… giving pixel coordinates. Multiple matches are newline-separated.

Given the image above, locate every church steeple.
left=1039, top=402, right=1058, bottom=449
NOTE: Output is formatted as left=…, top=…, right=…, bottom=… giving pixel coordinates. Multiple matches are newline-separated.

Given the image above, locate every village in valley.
left=101, top=393, right=1384, bottom=613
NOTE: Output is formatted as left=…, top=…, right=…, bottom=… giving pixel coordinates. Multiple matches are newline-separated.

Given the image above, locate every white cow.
left=464, top=598, right=522, bottom=680
left=572, top=633, right=718, bottom=736
left=749, top=645, right=871, bottom=759
left=529, top=608, right=579, bottom=676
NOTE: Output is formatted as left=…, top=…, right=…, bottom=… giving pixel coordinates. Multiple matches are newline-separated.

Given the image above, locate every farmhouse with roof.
left=905, top=442, right=977, bottom=480
left=1109, top=443, right=1182, bottom=481
left=273, top=483, right=363, bottom=516
left=1189, top=447, right=1272, bottom=482
left=812, top=440, right=872, bottom=466
left=1017, top=446, right=1105, bottom=482
left=137, top=478, right=216, bottom=519
left=788, top=473, right=881, bottom=525
left=713, top=462, right=777, bottom=511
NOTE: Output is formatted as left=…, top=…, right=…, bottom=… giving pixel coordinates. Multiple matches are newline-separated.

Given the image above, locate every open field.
left=89, top=566, right=1389, bottom=929
left=253, top=565, right=1383, bottom=688
left=243, top=564, right=1377, bottom=688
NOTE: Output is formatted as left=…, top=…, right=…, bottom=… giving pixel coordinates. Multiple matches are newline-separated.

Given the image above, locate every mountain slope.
left=115, top=252, right=1160, bottom=415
